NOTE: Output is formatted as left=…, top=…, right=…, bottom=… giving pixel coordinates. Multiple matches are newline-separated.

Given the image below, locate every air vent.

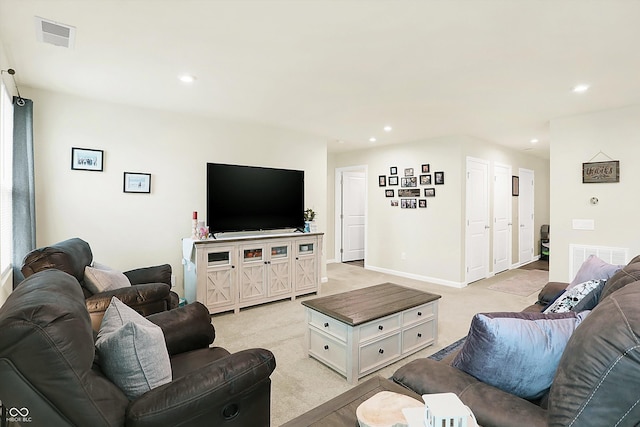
left=34, top=16, right=76, bottom=48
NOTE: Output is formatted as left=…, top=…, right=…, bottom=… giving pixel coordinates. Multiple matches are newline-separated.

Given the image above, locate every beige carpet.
left=210, top=263, right=541, bottom=426
left=487, top=269, right=549, bottom=296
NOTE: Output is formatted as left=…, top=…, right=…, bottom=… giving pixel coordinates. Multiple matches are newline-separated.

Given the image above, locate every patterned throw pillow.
left=544, top=280, right=605, bottom=313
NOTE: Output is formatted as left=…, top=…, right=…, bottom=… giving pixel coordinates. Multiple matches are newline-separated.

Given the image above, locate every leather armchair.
left=0, top=269, right=276, bottom=427
left=21, top=237, right=179, bottom=330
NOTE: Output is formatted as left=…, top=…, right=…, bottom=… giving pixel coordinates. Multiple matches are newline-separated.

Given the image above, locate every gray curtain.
left=11, top=97, right=36, bottom=288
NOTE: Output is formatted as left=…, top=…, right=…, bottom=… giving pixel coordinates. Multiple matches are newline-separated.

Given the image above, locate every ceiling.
left=2, top=1, right=640, bottom=158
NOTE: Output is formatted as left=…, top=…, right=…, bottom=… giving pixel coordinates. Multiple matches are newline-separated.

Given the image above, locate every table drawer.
left=402, top=319, right=436, bottom=353
left=402, top=302, right=436, bottom=326
left=309, top=328, right=347, bottom=374
left=360, top=313, right=401, bottom=343
left=308, top=310, right=348, bottom=342
left=359, top=333, right=401, bottom=374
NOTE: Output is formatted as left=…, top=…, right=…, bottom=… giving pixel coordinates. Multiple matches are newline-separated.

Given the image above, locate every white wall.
left=0, top=41, right=14, bottom=306
left=328, top=136, right=549, bottom=286
left=24, top=87, right=327, bottom=295
left=549, top=104, right=640, bottom=282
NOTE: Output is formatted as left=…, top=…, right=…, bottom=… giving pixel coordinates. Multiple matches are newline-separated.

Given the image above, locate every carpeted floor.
left=487, top=269, right=549, bottom=296
left=210, top=262, right=544, bottom=426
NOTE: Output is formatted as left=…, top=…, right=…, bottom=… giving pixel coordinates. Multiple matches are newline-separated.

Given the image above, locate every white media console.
left=183, top=232, right=323, bottom=314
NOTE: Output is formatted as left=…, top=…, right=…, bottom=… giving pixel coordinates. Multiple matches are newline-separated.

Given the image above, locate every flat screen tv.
left=207, top=163, right=305, bottom=234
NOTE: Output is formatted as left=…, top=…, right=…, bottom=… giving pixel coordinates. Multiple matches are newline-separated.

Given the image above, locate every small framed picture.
left=434, top=171, right=445, bottom=185
left=419, top=199, right=427, bottom=208
left=71, top=147, right=104, bottom=172
left=388, top=176, right=399, bottom=186
left=424, top=188, right=436, bottom=197
left=401, top=198, right=417, bottom=209
left=390, top=200, right=399, bottom=207
left=390, top=166, right=398, bottom=175
left=124, top=172, right=151, bottom=193
left=385, top=189, right=394, bottom=197
left=512, top=176, right=519, bottom=196
left=379, top=175, right=387, bottom=187
left=401, top=177, right=417, bottom=187
left=421, top=164, right=430, bottom=173
left=404, top=168, right=414, bottom=177
left=420, top=174, right=432, bottom=185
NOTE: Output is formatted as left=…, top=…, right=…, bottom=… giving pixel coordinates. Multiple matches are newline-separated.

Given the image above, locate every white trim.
left=365, top=264, right=466, bottom=289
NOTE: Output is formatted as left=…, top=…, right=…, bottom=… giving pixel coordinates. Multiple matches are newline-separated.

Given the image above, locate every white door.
left=466, top=157, right=490, bottom=284
left=341, top=170, right=366, bottom=262
left=518, top=168, right=535, bottom=265
left=493, top=163, right=512, bottom=274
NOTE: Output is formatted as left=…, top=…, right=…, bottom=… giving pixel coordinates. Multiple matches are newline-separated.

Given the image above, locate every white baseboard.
left=365, top=264, right=466, bottom=289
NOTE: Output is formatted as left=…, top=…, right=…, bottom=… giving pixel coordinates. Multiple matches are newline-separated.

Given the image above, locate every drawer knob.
left=417, top=312, right=422, bottom=316
left=324, top=345, right=329, bottom=350
left=378, top=325, right=384, bottom=331
left=378, top=349, right=384, bottom=354
left=417, top=333, right=422, bottom=338
left=324, top=322, right=329, bottom=328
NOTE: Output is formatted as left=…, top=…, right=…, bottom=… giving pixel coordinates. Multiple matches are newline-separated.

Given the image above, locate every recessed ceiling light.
left=572, top=84, right=589, bottom=93
left=178, top=74, right=196, bottom=84
left=383, top=126, right=392, bottom=132
left=369, top=137, right=377, bottom=143
left=530, top=138, right=539, bottom=144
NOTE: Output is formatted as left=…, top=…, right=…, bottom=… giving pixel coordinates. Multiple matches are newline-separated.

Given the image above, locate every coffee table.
left=281, top=376, right=422, bottom=427
left=302, top=282, right=441, bottom=383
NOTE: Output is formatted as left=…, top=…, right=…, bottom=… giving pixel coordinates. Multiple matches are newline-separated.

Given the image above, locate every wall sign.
left=582, top=161, right=619, bottom=183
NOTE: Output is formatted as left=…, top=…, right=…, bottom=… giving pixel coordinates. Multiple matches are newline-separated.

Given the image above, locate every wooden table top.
left=302, top=282, right=441, bottom=326
left=281, top=376, right=422, bottom=427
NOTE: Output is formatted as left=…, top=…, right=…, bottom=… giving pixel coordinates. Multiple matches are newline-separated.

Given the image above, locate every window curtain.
left=11, top=97, right=35, bottom=288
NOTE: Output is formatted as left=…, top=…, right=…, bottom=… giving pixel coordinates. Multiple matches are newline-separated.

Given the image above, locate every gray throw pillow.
left=569, top=255, right=622, bottom=289
left=451, top=311, right=590, bottom=400
left=84, top=262, right=131, bottom=294
left=95, top=297, right=172, bottom=400
left=544, top=280, right=604, bottom=313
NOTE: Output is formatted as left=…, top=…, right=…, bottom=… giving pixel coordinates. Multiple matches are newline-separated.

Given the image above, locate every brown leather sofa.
left=393, top=256, right=640, bottom=427
left=21, top=237, right=179, bottom=330
left=0, top=269, right=276, bottom=426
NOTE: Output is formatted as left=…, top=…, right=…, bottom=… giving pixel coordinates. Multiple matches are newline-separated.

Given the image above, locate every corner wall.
left=328, top=136, right=549, bottom=285
left=549, top=104, right=640, bottom=282
left=25, top=87, right=327, bottom=295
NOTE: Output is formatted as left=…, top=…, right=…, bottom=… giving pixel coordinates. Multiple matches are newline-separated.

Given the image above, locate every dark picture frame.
left=385, top=189, right=394, bottom=197
left=421, top=164, right=430, bottom=173
left=399, top=188, right=421, bottom=197
left=401, top=177, right=417, bottom=187
left=420, top=174, right=431, bottom=185
left=390, top=200, right=399, bottom=207
left=71, top=147, right=104, bottom=172
left=582, top=161, right=620, bottom=183
left=390, top=166, right=398, bottom=175
left=401, top=199, right=417, bottom=209
left=404, top=168, right=414, bottom=177
left=424, top=188, right=436, bottom=197
left=378, top=175, right=387, bottom=187
left=512, top=176, right=519, bottom=196
left=123, top=172, right=151, bottom=193
left=434, top=171, right=445, bottom=185
left=388, top=176, right=399, bottom=186
left=419, top=199, right=427, bottom=208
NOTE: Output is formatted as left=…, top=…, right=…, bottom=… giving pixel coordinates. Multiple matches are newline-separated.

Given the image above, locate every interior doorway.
left=465, top=157, right=490, bottom=284
left=334, top=166, right=367, bottom=264
left=518, top=168, right=535, bottom=265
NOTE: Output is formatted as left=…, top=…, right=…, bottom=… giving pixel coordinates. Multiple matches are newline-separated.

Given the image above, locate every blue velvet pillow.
left=451, top=311, right=590, bottom=400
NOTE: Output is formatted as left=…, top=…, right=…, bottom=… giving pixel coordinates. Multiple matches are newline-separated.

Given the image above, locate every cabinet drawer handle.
left=417, top=311, right=422, bottom=316
left=324, top=322, right=329, bottom=328
left=324, top=345, right=329, bottom=350
left=417, top=333, right=422, bottom=338
left=378, top=325, right=383, bottom=331
left=378, top=349, right=384, bottom=354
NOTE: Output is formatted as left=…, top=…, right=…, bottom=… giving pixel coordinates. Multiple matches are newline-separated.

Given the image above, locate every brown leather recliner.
left=0, top=269, right=276, bottom=426
left=21, top=237, right=179, bottom=330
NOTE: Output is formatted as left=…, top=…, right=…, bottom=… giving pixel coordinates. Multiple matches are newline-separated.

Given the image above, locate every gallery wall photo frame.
left=390, top=166, right=398, bottom=175
left=123, top=172, right=151, bottom=193
left=512, top=176, right=519, bottom=196
left=434, top=171, right=445, bottom=185
left=378, top=175, right=387, bottom=187
left=71, top=147, right=104, bottom=172
left=388, top=176, right=399, bottom=186
left=385, top=189, right=394, bottom=197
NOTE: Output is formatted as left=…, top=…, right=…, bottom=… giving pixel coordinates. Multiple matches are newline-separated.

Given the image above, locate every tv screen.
left=207, top=163, right=305, bottom=234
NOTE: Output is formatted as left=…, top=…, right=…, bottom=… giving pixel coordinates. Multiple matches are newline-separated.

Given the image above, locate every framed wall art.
left=389, top=176, right=399, bottom=186
left=424, top=188, right=435, bottom=197
left=419, top=199, right=427, bottom=208
left=401, top=199, right=417, bottom=209
left=378, top=175, right=387, bottom=187
left=385, top=189, right=394, bottom=197
left=420, top=174, right=431, bottom=185
left=582, top=160, right=619, bottom=183
left=71, top=147, right=104, bottom=172
left=401, top=177, right=417, bottom=187
left=434, top=171, right=445, bottom=185
left=421, top=164, right=430, bottom=173
left=390, top=166, right=398, bottom=175
left=124, top=172, right=151, bottom=193
left=404, top=168, right=414, bottom=177
left=398, top=188, right=421, bottom=197
left=512, top=176, right=519, bottom=196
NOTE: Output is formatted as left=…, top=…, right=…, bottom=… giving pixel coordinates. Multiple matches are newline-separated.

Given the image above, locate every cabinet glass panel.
left=271, top=245, right=288, bottom=258
left=298, top=243, right=315, bottom=255
left=207, top=251, right=230, bottom=266
left=243, top=248, right=263, bottom=261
